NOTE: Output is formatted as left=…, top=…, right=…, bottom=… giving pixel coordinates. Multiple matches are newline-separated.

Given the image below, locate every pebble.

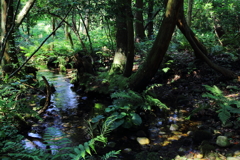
left=170, top=124, right=179, bottom=131
left=122, top=148, right=132, bottom=153
left=107, top=142, right=116, bottom=148
left=216, top=136, right=230, bottom=147
left=137, top=137, right=150, bottom=145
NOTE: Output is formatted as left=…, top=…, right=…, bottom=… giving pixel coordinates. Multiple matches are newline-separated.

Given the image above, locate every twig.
left=37, top=76, right=51, bottom=114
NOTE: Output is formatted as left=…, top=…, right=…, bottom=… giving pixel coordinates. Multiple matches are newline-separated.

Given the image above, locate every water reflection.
left=26, top=69, right=89, bottom=150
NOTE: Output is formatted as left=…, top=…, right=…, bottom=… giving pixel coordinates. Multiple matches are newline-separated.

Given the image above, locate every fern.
left=202, top=85, right=240, bottom=124
left=43, top=127, right=72, bottom=155
left=101, top=150, right=121, bottom=160
left=70, top=116, right=118, bottom=160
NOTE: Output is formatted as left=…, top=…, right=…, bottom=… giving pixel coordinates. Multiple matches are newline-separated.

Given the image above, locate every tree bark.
left=129, top=0, right=182, bottom=91
left=187, top=0, right=193, bottom=27
left=1, top=0, right=19, bottom=74
left=147, top=0, right=154, bottom=39
left=177, top=2, right=236, bottom=79
left=123, top=0, right=135, bottom=77
left=135, top=0, right=145, bottom=40
left=15, top=0, right=36, bottom=27
left=110, top=0, right=128, bottom=74
left=1, top=0, right=36, bottom=74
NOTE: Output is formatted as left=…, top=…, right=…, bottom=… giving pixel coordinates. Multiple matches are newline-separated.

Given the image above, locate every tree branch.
left=8, top=7, right=73, bottom=79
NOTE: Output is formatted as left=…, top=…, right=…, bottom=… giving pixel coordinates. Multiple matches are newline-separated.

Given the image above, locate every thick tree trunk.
left=129, top=0, right=182, bottom=91
left=177, top=2, right=236, bottom=79
left=123, top=0, right=135, bottom=77
left=1, top=0, right=36, bottom=74
left=135, top=0, right=145, bottom=40
left=1, top=0, right=19, bottom=74
left=110, top=0, right=128, bottom=74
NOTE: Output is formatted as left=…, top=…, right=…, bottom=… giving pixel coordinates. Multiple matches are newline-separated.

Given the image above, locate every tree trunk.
left=177, top=2, right=236, bottom=79
left=123, top=0, right=135, bottom=77
left=147, top=0, right=154, bottom=39
left=1, top=0, right=19, bottom=74
left=187, top=0, right=193, bottom=27
left=129, top=0, right=182, bottom=91
left=1, top=0, right=36, bottom=74
left=135, top=0, right=145, bottom=40
left=110, top=0, right=128, bottom=74
left=15, top=0, right=36, bottom=27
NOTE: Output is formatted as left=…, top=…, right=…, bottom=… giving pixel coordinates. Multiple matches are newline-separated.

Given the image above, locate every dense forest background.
left=1, top=0, right=240, bottom=159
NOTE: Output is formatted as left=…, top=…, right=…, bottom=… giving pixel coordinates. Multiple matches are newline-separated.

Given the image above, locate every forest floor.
left=98, top=52, right=240, bottom=160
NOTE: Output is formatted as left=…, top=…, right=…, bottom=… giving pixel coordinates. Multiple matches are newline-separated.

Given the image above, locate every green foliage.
left=103, top=89, right=168, bottom=129
left=101, top=150, right=121, bottom=160
left=84, top=73, right=129, bottom=94
left=70, top=116, right=120, bottom=160
left=202, top=85, right=240, bottom=124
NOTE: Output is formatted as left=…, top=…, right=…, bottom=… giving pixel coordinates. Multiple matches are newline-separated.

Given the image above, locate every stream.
left=25, top=68, right=92, bottom=151
left=22, top=68, right=231, bottom=159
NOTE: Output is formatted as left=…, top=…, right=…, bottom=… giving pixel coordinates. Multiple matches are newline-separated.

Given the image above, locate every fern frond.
left=203, top=85, right=223, bottom=96
left=101, top=150, right=121, bottom=160
left=218, top=106, right=231, bottom=125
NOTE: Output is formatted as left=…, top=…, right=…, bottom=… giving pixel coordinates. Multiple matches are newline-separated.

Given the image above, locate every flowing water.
left=25, top=68, right=92, bottom=150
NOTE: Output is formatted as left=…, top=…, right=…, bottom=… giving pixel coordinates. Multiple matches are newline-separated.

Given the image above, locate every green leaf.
left=131, top=113, right=142, bottom=125
left=84, top=142, right=91, bottom=155
left=218, top=108, right=231, bottom=124
left=162, top=67, right=170, bottom=73
left=110, top=119, right=124, bottom=130
left=79, top=144, right=85, bottom=151
left=91, top=115, right=105, bottom=123
left=122, top=118, right=132, bottom=128
left=89, top=140, right=96, bottom=153
left=79, top=150, right=86, bottom=159
left=74, top=147, right=81, bottom=154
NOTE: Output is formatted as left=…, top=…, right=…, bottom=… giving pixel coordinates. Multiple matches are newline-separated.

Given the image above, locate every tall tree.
left=135, top=0, right=145, bottom=40
left=176, top=1, right=236, bottom=78
left=1, top=0, right=36, bottom=74
left=129, top=0, right=182, bottom=91
left=110, top=0, right=128, bottom=74
left=187, top=0, right=193, bottom=27
left=147, top=0, right=154, bottom=38
left=123, top=0, right=135, bottom=77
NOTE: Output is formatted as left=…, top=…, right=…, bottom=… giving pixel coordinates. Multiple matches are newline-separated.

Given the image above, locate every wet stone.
left=137, top=137, right=150, bottom=145
left=170, top=124, right=179, bottom=131
left=122, top=148, right=132, bottom=153
left=107, top=142, right=116, bottom=148
left=216, top=136, right=230, bottom=147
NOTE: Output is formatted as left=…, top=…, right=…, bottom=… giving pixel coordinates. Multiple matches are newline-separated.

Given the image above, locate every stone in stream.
left=137, top=137, right=150, bottom=145
left=169, top=124, right=179, bottom=131
left=216, top=136, right=230, bottom=147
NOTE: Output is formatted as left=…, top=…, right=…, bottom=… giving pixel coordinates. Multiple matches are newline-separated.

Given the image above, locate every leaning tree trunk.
left=129, top=0, right=182, bottom=91
left=177, top=2, right=237, bottom=79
